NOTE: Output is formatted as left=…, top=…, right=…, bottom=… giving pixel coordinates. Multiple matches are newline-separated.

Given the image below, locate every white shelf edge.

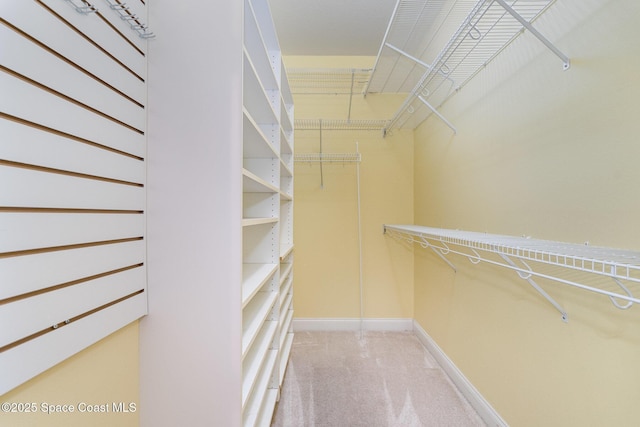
left=280, top=244, right=294, bottom=261
left=280, top=276, right=293, bottom=303
left=255, top=388, right=279, bottom=427
left=243, top=108, right=278, bottom=159
left=279, top=298, right=293, bottom=328
left=279, top=263, right=293, bottom=286
left=278, top=332, right=294, bottom=386
left=243, top=168, right=279, bottom=193
left=242, top=263, right=278, bottom=308
left=242, top=319, right=278, bottom=409
left=242, top=217, right=278, bottom=227
left=384, top=224, right=640, bottom=318
left=242, top=349, right=278, bottom=427
left=242, top=291, right=278, bottom=359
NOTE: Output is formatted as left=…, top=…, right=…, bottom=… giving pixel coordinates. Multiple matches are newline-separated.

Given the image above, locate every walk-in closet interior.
left=1, top=0, right=639, bottom=426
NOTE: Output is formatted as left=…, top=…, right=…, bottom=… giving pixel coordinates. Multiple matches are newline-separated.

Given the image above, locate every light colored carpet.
left=272, top=331, right=486, bottom=427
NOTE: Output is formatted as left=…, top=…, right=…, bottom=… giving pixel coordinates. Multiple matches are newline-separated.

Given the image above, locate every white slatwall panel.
left=0, top=119, right=144, bottom=183
left=0, top=240, right=145, bottom=299
left=0, top=294, right=146, bottom=396
left=0, top=0, right=148, bottom=395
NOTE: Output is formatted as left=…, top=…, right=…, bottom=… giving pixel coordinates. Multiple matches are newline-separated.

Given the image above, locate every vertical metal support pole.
left=356, top=142, right=364, bottom=338
left=417, top=95, right=457, bottom=134
left=494, top=0, right=570, bottom=70
left=319, top=119, right=324, bottom=189
left=347, top=70, right=355, bottom=122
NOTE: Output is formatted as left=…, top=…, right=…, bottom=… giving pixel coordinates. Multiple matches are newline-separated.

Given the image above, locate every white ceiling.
left=268, top=0, right=398, bottom=56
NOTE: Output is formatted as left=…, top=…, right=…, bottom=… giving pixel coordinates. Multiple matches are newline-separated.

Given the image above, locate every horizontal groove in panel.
left=91, top=0, right=148, bottom=55
left=242, top=291, right=278, bottom=358
left=36, top=0, right=145, bottom=72
left=1, top=113, right=143, bottom=161
left=242, top=263, right=278, bottom=308
left=242, top=217, right=278, bottom=227
left=0, top=25, right=144, bottom=129
left=0, top=17, right=144, bottom=107
left=0, top=288, right=144, bottom=354
left=0, top=119, right=145, bottom=183
left=1, top=66, right=143, bottom=134
left=243, top=110, right=278, bottom=159
left=243, top=169, right=279, bottom=193
left=1, top=263, right=142, bottom=306
left=0, top=266, right=145, bottom=348
left=38, top=0, right=146, bottom=77
left=0, top=292, right=146, bottom=395
left=0, top=6, right=145, bottom=103
left=0, top=207, right=142, bottom=214
left=242, top=349, right=278, bottom=427
left=0, top=159, right=143, bottom=187
left=0, top=167, right=145, bottom=210
left=0, top=237, right=142, bottom=260
left=242, top=319, right=278, bottom=408
left=0, top=75, right=145, bottom=158
left=0, top=212, right=144, bottom=253
left=0, top=239, right=145, bottom=299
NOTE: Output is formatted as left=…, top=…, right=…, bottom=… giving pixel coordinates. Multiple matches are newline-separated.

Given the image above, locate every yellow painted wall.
left=285, top=56, right=414, bottom=319
left=0, top=322, right=139, bottom=427
left=412, top=0, right=640, bottom=425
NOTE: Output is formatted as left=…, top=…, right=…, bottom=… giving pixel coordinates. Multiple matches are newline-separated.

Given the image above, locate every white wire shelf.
left=367, top=0, right=567, bottom=134
left=287, top=68, right=372, bottom=95
left=384, top=224, right=640, bottom=321
left=294, top=119, right=388, bottom=131
left=294, top=153, right=361, bottom=164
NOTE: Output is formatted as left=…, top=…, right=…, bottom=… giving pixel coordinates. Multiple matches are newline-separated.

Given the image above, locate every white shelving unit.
left=384, top=225, right=640, bottom=321
left=242, top=0, right=294, bottom=424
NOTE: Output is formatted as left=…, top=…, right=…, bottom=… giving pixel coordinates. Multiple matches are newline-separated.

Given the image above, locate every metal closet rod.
left=384, top=224, right=640, bottom=322
left=295, top=119, right=388, bottom=131
left=294, top=153, right=361, bottom=163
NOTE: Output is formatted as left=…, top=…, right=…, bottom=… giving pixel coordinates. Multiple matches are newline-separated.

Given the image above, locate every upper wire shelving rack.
left=366, top=0, right=568, bottom=135
left=384, top=225, right=640, bottom=321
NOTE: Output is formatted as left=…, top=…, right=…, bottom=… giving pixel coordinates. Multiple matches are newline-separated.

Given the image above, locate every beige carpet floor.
left=272, top=331, right=486, bottom=427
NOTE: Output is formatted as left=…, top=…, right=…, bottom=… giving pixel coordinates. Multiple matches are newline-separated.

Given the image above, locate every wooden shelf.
left=242, top=319, right=278, bottom=408
left=242, top=290, right=278, bottom=358
left=242, top=263, right=278, bottom=308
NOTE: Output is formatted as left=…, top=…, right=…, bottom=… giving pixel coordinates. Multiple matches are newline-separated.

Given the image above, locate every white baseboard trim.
left=412, top=320, right=508, bottom=427
left=293, top=318, right=413, bottom=332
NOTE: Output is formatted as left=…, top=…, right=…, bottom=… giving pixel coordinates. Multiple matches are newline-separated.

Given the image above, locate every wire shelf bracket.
left=384, top=224, right=640, bottom=321
left=374, top=0, right=569, bottom=135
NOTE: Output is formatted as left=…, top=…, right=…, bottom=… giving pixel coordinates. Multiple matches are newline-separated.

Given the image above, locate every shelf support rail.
left=383, top=225, right=640, bottom=320
left=498, top=254, right=568, bottom=322
left=494, top=0, right=570, bottom=70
